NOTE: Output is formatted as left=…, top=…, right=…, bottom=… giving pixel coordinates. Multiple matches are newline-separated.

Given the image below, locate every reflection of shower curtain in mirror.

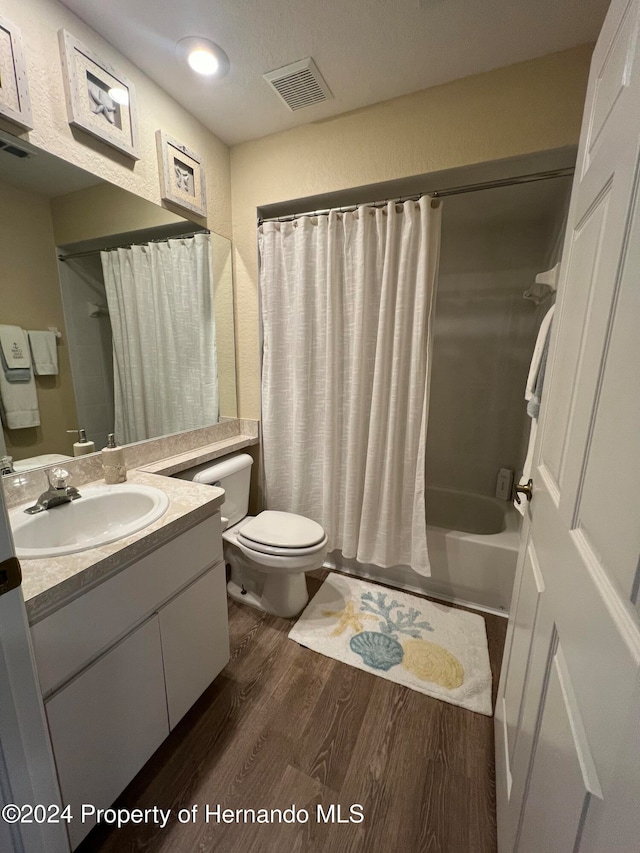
left=101, top=232, right=218, bottom=444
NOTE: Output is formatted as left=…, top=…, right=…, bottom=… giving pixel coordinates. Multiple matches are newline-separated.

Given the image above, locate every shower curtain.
left=259, top=197, right=441, bottom=575
left=101, top=232, right=218, bottom=444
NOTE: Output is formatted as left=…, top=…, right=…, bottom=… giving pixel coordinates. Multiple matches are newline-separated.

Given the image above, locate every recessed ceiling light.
left=176, top=37, right=229, bottom=79
left=188, top=49, right=218, bottom=76
left=108, top=87, right=129, bottom=106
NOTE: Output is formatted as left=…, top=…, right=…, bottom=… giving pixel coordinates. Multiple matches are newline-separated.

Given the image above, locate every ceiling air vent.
left=0, top=139, right=32, bottom=159
left=263, top=58, right=332, bottom=111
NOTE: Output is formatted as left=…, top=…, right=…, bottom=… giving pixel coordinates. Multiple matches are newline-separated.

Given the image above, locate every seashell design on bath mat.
left=401, top=638, right=464, bottom=689
left=288, top=573, right=492, bottom=716
left=349, top=631, right=404, bottom=671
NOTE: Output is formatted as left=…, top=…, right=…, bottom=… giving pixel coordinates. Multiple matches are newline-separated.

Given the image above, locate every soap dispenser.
left=102, top=434, right=127, bottom=484
left=67, top=428, right=96, bottom=456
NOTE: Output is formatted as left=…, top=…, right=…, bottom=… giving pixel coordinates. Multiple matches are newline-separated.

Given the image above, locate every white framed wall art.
left=156, top=130, right=207, bottom=217
left=0, top=15, right=32, bottom=130
left=58, top=29, right=139, bottom=160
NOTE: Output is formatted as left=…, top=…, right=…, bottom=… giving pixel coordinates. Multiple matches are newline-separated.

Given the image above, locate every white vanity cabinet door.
left=45, top=616, right=169, bottom=850
left=32, top=512, right=222, bottom=698
left=159, top=562, right=230, bottom=729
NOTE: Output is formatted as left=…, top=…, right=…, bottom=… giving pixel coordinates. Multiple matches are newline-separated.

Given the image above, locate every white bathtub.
left=325, top=487, right=520, bottom=615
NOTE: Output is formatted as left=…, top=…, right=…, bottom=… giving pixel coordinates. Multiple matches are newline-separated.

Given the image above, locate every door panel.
left=517, top=644, right=600, bottom=853
left=575, top=194, right=640, bottom=599
left=503, top=542, right=545, bottom=770
left=586, top=0, right=638, bottom=164
left=0, top=489, right=68, bottom=853
left=539, top=188, right=610, bottom=483
left=495, top=0, right=640, bottom=850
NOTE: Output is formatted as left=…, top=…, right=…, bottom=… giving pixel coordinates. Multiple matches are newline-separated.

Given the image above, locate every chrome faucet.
left=24, top=467, right=81, bottom=514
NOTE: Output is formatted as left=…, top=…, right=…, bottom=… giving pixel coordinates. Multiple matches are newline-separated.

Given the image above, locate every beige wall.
left=2, top=0, right=231, bottom=239
left=230, top=45, right=593, bottom=419
left=50, top=183, right=185, bottom=246
left=0, top=181, right=78, bottom=459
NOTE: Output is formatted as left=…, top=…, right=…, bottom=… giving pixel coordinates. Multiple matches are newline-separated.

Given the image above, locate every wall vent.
left=0, top=139, right=32, bottom=159
left=263, top=58, right=332, bottom=111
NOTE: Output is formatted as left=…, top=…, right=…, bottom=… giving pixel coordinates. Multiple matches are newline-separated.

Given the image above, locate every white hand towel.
left=28, top=330, right=58, bottom=375
left=516, top=304, right=556, bottom=514
left=0, top=325, right=31, bottom=369
left=0, top=364, right=40, bottom=429
left=525, top=305, right=555, bottom=402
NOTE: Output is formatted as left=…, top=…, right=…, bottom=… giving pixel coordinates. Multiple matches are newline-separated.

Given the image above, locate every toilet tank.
left=174, top=453, right=253, bottom=527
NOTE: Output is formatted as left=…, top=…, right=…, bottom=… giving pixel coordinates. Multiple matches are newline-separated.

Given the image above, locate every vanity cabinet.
left=45, top=616, right=168, bottom=849
left=159, top=563, right=228, bottom=728
left=30, top=512, right=229, bottom=849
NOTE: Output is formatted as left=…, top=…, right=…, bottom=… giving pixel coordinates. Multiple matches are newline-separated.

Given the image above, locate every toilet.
left=176, top=453, right=327, bottom=617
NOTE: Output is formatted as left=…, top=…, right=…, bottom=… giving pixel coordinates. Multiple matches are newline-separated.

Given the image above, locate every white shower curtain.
left=101, top=233, right=218, bottom=444
left=259, top=197, right=441, bottom=575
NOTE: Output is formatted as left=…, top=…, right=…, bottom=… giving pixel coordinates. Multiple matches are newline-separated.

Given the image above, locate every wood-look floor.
left=78, top=570, right=506, bottom=853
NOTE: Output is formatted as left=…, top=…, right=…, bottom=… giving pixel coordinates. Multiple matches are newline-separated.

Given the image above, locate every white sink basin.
left=11, top=484, right=170, bottom=559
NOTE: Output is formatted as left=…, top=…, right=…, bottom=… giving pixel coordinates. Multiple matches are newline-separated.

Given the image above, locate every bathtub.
left=325, top=487, right=520, bottom=615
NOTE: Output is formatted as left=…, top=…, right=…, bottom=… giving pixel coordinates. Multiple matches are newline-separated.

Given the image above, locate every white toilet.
left=177, top=453, right=327, bottom=617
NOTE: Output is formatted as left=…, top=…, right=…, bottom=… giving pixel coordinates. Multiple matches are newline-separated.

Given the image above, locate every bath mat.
left=289, top=573, right=492, bottom=716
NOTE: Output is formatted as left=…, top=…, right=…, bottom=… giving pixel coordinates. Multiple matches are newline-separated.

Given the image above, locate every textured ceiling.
left=59, top=0, right=609, bottom=145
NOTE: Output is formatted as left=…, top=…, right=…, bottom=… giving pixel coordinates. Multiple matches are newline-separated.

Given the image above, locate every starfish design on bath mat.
left=323, top=600, right=377, bottom=636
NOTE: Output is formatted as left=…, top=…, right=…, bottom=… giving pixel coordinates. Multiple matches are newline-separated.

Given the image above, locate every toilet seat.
left=237, top=510, right=326, bottom=556
left=236, top=534, right=328, bottom=558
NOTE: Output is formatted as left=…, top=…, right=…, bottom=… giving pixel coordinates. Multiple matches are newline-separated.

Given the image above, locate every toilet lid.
left=238, top=510, right=325, bottom=549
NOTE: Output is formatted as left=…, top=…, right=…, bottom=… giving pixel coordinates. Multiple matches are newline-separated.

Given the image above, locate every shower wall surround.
left=426, top=187, right=568, bottom=497
left=57, top=254, right=114, bottom=452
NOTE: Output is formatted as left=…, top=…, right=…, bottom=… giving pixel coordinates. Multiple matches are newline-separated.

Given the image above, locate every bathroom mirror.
left=0, top=143, right=237, bottom=473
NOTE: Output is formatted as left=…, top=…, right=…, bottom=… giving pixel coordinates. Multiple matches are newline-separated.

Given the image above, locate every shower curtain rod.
left=58, top=229, right=210, bottom=261
left=257, top=167, right=574, bottom=224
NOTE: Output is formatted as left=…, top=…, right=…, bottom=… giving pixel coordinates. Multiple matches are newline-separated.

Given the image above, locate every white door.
left=495, top=0, right=640, bottom=850
left=0, top=488, right=69, bottom=853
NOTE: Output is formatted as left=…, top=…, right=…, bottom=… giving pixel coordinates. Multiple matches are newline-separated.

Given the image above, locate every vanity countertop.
left=16, top=470, right=224, bottom=625
left=138, top=432, right=257, bottom=476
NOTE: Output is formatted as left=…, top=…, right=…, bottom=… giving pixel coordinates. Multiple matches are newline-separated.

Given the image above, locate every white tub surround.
left=327, top=488, right=519, bottom=615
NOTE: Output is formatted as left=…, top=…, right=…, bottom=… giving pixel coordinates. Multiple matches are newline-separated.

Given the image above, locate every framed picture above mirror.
left=156, top=130, right=207, bottom=217
left=0, top=14, right=32, bottom=130
left=58, top=29, right=139, bottom=160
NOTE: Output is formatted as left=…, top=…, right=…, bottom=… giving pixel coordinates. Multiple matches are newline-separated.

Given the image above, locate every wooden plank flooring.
left=78, top=571, right=506, bottom=853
